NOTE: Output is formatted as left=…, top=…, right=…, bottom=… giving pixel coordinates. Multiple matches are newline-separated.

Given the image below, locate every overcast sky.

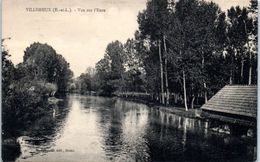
left=3, top=0, right=249, bottom=77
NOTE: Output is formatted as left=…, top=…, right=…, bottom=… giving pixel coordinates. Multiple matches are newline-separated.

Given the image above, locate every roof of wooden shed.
left=201, top=85, right=257, bottom=118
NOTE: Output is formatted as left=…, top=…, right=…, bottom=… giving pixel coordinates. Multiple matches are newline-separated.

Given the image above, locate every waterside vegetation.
left=74, top=0, right=258, bottom=111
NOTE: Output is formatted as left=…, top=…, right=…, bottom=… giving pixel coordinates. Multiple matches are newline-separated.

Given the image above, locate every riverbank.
left=2, top=96, right=63, bottom=161
left=117, top=96, right=202, bottom=119
left=117, top=96, right=257, bottom=138
left=154, top=105, right=202, bottom=119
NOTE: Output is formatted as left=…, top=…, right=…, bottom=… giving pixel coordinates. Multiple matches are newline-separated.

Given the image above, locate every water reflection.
left=15, top=97, right=71, bottom=161
left=14, top=95, right=255, bottom=162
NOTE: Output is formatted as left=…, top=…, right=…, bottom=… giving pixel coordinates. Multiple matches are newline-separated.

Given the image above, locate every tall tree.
left=167, top=0, right=224, bottom=109
left=137, top=0, right=172, bottom=104
left=247, top=0, right=258, bottom=85
left=95, top=56, right=112, bottom=96
left=227, top=6, right=254, bottom=85
left=167, top=0, right=201, bottom=110
left=123, top=38, right=145, bottom=92
left=95, top=41, right=125, bottom=96
left=106, top=41, right=125, bottom=92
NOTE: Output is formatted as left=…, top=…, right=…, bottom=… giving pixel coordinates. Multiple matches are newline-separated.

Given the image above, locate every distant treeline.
left=2, top=42, right=73, bottom=137
left=73, top=0, right=258, bottom=110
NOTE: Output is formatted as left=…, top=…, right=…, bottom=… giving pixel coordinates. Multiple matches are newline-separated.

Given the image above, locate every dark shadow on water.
left=144, top=109, right=256, bottom=162
left=2, top=96, right=70, bottom=162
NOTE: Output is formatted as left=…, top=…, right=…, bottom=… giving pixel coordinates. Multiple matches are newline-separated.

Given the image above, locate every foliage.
left=22, top=42, right=73, bottom=93
left=2, top=79, right=55, bottom=137
left=134, top=0, right=257, bottom=108
left=2, top=50, right=15, bottom=96
left=95, top=41, right=125, bottom=95
left=75, top=0, right=257, bottom=109
left=2, top=42, right=72, bottom=137
left=74, top=39, right=146, bottom=96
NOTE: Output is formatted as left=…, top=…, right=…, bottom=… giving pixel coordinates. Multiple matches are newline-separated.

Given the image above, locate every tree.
left=123, top=38, right=146, bottom=92
left=95, top=41, right=126, bottom=96
left=247, top=0, right=258, bottom=85
left=2, top=49, right=15, bottom=96
left=95, top=57, right=112, bottom=96
left=166, top=0, right=201, bottom=110
left=2, top=41, right=64, bottom=137
left=192, top=1, right=222, bottom=103
left=54, top=54, right=73, bottom=93
left=137, top=0, right=172, bottom=104
left=23, top=42, right=73, bottom=93
left=74, top=67, right=98, bottom=94
left=227, top=6, right=254, bottom=85
left=166, top=0, right=224, bottom=109
left=142, top=44, right=161, bottom=98
left=105, top=41, right=125, bottom=93
left=77, top=73, right=92, bottom=94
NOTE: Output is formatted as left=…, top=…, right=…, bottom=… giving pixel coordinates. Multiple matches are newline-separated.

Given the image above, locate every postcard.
left=2, top=0, right=257, bottom=161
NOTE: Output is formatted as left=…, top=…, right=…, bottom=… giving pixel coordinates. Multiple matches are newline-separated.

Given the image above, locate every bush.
left=2, top=79, right=55, bottom=138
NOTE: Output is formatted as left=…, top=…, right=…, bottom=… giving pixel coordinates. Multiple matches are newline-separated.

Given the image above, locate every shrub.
left=2, top=79, right=55, bottom=138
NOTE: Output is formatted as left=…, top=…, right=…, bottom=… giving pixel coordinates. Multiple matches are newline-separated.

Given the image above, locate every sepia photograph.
left=2, top=0, right=258, bottom=161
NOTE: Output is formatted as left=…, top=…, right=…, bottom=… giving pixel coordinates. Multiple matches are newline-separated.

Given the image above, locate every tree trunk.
left=248, top=51, right=252, bottom=85
left=249, top=65, right=252, bottom=85
left=244, top=20, right=252, bottom=85
left=229, top=70, right=233, bottom=85
left=191, top=95, right=195, bottom=109
left=183, top=70, right=188, bottom=111
left=241, top=59, right=244, bottom=84
left=204, top=83, right=207, bottom=103
left=158, top=40, right=165, bottom=104
left=229, top=46, right=234, bottom=85
left=202, top=54, right=205, bottom=68
left=201, top=53, right=207, bottom=104
left=163, top=35, right=169, bottom=105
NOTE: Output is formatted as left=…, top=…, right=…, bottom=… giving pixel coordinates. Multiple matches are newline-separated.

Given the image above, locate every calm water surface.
left=15, top=95, right=255, bottom=162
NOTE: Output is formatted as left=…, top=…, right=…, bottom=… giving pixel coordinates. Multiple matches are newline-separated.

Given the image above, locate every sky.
left=3, top=0, right=250, bottom=77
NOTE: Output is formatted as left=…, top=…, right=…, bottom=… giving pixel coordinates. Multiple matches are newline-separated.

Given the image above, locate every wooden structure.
left=201, top=85, right=257, bottom=127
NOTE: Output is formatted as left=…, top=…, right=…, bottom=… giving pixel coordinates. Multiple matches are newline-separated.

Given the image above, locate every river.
left=13, top=94, right=255, bottom=162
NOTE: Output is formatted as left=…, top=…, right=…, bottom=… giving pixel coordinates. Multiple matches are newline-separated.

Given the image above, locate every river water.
left=14, top=95, right=255, bottom=162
